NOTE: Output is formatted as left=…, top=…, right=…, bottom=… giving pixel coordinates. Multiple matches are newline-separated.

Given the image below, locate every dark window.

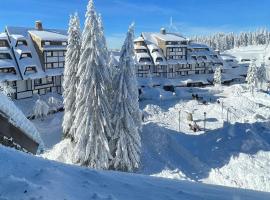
left=0, top=53, right=12, bottom=59
left=0, top=40, right=9, bottom=47
left=0, top=67, right=16, bottom=74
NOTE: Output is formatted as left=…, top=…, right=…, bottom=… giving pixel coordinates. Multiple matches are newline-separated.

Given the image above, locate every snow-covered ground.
left=1, top=145, right=269, bottom=200
left=34, top=83, right=270, bottom=193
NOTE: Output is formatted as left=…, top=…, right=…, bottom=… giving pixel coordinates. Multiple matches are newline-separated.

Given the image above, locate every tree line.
left=192, top=28, right=270, bottom=51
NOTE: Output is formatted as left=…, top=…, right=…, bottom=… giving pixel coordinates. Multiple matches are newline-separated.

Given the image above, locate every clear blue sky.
left=1, top=0, right=270, bottom=49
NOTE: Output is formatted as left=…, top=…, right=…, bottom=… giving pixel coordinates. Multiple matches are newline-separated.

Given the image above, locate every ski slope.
left=0, top=145, right=270, bottom=200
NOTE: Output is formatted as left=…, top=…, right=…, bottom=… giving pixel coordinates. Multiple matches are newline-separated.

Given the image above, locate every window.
left=46, top=77, right=53, bottom=84
left=46, top=63, right=52, bottom=69
left=53, top=51, right=58, bottom=57
left=20, top=53, right=32, bottom=59
left=62, top=42, right=67, bottom=46
left=16, top=40, right=27, bottom=46
left=53, top=63, right=59, bottom=68
left=59, top=51, right=64, bottom=56
left=0, top=40, right=8, bottom=47
left=24, top=66, right=36, bottom=75
left=156, top=57, right=163, bottom=62
left=0, top=53, right=12, bottom=59
left=34, top=79, right=42, bottom=85
left=45, top=41, right=50, bottom=46
left=0, top=67, right=16, bottom=74
left=47, top=51, right=52, bottom=57
left=59, top=62, right=64, bottom=67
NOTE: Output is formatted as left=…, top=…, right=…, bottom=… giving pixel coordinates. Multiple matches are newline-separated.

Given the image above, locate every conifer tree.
left=72, top=0, right=113, bottom=169
left=246, top=60, right=258, bottom=95
left=213, top=66, right=222, bottom=86
left=110, top=24, right=142, bottom=172
left=62, top=13, right=81, bottom=139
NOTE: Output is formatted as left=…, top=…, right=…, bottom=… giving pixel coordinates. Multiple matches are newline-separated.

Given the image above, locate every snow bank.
left=0, top=146, right=269, bottom=200
left=204, top=151, right=270, bottom=192
left=0, top=92, right=43, bottom=147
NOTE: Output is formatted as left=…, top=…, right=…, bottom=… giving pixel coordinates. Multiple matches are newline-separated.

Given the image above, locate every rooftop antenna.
left=168, top=17, right=185, bottom=38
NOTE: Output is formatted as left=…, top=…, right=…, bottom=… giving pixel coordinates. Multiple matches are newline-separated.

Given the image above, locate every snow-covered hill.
left=40, top=84, right=270, bottom=193
left=0, top=145, right=270, bottom=200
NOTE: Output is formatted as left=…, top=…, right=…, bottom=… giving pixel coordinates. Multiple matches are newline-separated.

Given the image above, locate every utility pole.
left=178, top=110, right=181, bottom=132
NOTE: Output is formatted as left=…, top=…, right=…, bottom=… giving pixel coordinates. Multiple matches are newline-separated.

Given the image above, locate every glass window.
left=53, top=51, right=58, bottom=57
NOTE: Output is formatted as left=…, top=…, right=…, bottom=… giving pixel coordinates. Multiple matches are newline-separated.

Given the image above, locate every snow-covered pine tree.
left=110, top=24, right=142, bottom=172
left=257, top=62, right=267, bottom=90
left=213, top=66, right=222, bottom=86
left=72, top=0, right=113, bottom=169
left=62, top=13, right=81, bottom=139
left=246, top=60, right=258, bottom=94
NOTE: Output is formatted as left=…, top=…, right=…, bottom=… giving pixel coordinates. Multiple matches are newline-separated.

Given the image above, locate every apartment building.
left=134, top=28, right=223, bottom=79
left=0, top=21, right=67, bottom=99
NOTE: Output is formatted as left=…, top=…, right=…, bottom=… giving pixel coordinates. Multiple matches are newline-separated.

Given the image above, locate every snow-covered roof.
left=0, top=92, right=43, bottom=147
left=134, top=36, right=144, bottom=42
left=0, top=32, right=8, bottom=40
left=11, top=34, right=26, bottom=41
left=29, top=30, right=68, bottom=41
left=188, top=43, right=209, bottom=49
left=134, top=45, right=147, bottom=50
left=153, top=33, right=186, bottom=42
left=4, top=26, right=66, bottom=80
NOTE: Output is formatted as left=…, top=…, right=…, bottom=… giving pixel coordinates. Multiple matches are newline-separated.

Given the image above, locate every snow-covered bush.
left=213, top=66, right=222, bottom=86
left=33, top=99, right=49, bottom=120
left=48, top=96, right=63, bottom=112
left=246, top=60, right=258, bottom=94
left=0, top=82, right=15, bottom=98
left=257, top=62, right=267, bottom=90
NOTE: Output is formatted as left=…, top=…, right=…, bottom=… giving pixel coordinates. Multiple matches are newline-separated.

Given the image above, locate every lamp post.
left=159, top=94, right=162, bottom=107
left=203, top=112, right=206, bottom=132
left=178, top=109, right=181, bottom=132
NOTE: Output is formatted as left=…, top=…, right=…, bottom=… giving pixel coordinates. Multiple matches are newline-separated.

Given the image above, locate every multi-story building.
left=134, top=28, right=223, bottom=79
left=0, top=21, right=67, bottom=99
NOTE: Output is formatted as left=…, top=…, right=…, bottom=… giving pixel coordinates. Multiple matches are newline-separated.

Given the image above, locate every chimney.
left=35, top=20, right=43, bottom=31
left=160, top=28, right=166, bottom=35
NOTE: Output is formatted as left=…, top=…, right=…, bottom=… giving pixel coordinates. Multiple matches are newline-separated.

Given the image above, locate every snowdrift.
left=0, top=92, right=43, bottom=149
left=0, top=146, right=269, bottom=200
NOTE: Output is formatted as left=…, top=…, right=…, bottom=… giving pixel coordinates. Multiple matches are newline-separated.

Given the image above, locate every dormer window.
left=20, top=53, right=32, bottom=59
left=156, top=57, right=163, bottom=62
left=139, top=57, right=151, bottom=62
left=0, top=67, right=16, bottom=74
left=0, top=40, right=9, bottom=47
left=24, top=66, right=37, bottom=75
left=16, top=40, right=27, bottom=47
left=0, top=53, right=12, bottom=60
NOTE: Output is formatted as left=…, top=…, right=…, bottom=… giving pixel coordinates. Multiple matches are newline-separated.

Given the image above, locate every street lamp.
left=203, top=112, right=206, bottom=132
left=178, top=109, right=181, bottom=132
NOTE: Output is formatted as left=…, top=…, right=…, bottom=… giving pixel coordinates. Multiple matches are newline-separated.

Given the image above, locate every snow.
left=154, top=32, right=186, bottom=42
left=28, top=30, right=68, bottom=41
left=0, top=92, right=43, bottom=147
left=1, top=145, right=269, bottom=200
left=39, top=83, right=270, bottom=193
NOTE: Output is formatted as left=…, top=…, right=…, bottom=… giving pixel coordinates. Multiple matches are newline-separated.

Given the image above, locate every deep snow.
left=41, top=84, right=270, bottom=193
left=1, top=145, right=270, bottom=200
